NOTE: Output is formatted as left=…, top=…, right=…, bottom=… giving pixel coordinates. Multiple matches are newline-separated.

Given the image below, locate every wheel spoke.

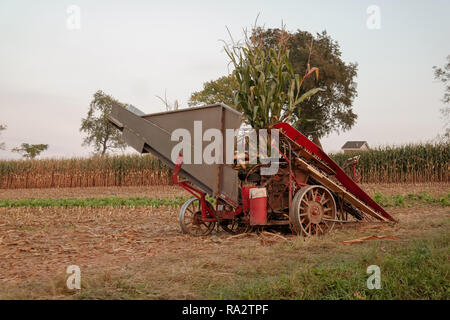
left=299, top=212, right=308, bottom=217
left=291, top=186, right=337, bottom=237
left=317, top=223, right=324, bottom=234
left=317, top=191, right=323, bottom=202
left=180, top=198, right=216, bottom=236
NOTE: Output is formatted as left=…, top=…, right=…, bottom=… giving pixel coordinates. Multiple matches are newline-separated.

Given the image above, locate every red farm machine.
left=109, top=103, right=395, bottom=237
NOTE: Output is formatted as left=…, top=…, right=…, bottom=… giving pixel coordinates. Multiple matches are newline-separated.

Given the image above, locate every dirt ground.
left=0, top=183, right=448, bottom=298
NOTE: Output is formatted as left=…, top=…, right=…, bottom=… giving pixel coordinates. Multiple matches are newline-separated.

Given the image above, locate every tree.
left=12, top=143, right=48, bottom=159
left=189, top=28, right=358, bottom=143
left=0, top=124, right=6, bottom=150
left=433, top=55, right=450, bottom=104
left=433, top=55, right=450, bottom=139
left=80, top=90, right=127, bottom=156
left=189, top=75, right=237, bottom=107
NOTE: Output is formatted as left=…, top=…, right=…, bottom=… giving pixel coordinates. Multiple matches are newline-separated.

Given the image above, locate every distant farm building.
left=341, top=141, right=370, bottom=153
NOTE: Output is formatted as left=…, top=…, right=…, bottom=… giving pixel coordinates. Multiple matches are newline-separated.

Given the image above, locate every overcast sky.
left=0, top=0, right=449, bottom=159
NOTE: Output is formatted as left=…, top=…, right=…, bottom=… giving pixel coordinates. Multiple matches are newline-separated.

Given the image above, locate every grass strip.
left=0, top=192, right=447, bottom=208
left=373, top=192, right=450, bottom=207
left=206, top=234, right=450, bottom=300
left=0, top=196, right=191, bottom=208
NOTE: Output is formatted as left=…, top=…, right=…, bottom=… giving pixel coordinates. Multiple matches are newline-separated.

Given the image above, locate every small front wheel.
left=179, top=197, right=216, bottom=236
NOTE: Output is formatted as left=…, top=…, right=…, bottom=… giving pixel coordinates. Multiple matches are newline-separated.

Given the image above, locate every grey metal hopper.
left=109, top=103, right=243, bottom=203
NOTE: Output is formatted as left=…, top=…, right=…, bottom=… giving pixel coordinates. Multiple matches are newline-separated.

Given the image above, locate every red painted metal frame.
left=273, top=122, right=395, bottom=221
left=352, top=164, right=362, bottom=183
left=269, top=142, right=308, bottom=214
left=172, top=154, right=216, bottom=222
left=271, top=142, right=307, bottom=189
left=172, top=154, right=242, bottom=222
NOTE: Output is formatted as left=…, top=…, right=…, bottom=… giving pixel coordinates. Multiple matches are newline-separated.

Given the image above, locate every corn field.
left=0, top=154, right=171, bottom=189
left=331, top=142, right=449, bottom=183
left=0, top=142, right=448, bottom=189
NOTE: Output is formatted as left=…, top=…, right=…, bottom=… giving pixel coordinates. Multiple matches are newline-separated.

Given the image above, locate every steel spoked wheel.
left=290, top=185, right=337, bottom=237
left=179, top=197, right=216, bottom=236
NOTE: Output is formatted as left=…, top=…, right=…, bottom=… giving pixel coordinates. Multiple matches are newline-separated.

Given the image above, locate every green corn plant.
left=224, top=28, right=324, bottom=130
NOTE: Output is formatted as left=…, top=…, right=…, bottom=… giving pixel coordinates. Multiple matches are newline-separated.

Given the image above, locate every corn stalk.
left=224, top=29, right=324, bottom=130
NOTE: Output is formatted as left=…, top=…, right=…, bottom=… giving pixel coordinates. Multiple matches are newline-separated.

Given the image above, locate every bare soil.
left=0, top=183, right=448, bottom=299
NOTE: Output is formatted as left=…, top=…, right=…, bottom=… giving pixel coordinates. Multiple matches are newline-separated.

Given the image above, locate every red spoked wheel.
left=290, top=185, right=337, bottom=236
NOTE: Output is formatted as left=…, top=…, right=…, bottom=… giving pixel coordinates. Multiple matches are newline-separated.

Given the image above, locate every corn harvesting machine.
left=109, top=103, right=395, bottom=237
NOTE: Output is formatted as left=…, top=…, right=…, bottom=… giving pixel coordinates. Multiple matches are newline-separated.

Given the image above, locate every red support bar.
left=172, top=153, right=217, bottom=220
left=172, top=153, right=184, bottom=185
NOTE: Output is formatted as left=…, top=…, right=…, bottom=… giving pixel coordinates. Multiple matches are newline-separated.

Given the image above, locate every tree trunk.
left=312, top=134, right=323, bottom=150
left=101, top=141, right=107, bottom=156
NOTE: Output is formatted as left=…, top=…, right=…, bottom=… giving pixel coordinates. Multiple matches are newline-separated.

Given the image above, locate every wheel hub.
left=192, top=211, right=202, bottom=225
left=307, top=201, right=324, bottom=224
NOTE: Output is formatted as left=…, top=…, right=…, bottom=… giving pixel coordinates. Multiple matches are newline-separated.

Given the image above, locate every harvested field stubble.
left=0, top=184, right=448, bottom=299
left=0, top=206, right=180, bottom=283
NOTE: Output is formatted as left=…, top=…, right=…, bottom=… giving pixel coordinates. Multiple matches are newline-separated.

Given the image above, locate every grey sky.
left=0, top=0, right=449, bottom=159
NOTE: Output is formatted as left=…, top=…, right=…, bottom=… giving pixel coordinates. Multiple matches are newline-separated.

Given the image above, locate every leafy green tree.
left=80, top=90, right=127, bottom=156
left=433, top=55, right=450, bottom=139
left=0, top=124, right=6, bottom=150
left=12, top=143, right=48, bottom=159
left=189, top=75, right=237, bottom=107
left=189, top=28, right=358, bottom=143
